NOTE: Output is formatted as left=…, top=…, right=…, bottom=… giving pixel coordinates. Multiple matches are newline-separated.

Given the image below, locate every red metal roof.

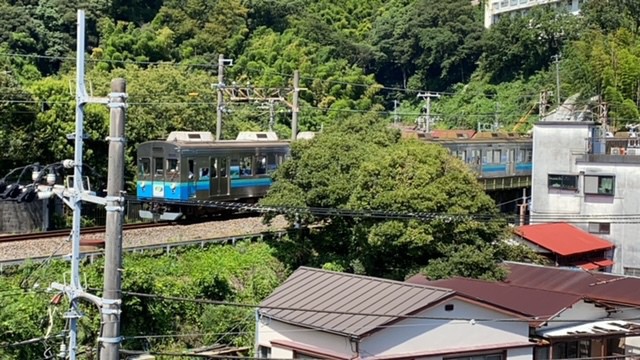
left=514, top=223, right=614, bottom=256
left=572, top=258, right=614, bottom=271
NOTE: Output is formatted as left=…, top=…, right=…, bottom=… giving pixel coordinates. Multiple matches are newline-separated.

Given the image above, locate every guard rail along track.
left=0, top=229, right=290, bottom=270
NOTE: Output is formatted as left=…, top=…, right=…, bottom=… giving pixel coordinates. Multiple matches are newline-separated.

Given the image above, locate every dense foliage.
left=1, top=0, right=638, bottom=356
left=0, top=242, right=286, bottom=358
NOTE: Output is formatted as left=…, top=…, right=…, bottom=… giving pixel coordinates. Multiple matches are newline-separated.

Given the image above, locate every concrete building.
left=484, top=0, right=583, bottom=28
left=530, top=101, right=640, bottom=275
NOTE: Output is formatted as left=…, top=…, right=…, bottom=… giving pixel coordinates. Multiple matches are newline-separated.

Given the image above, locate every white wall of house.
left=531, top=120, right=640, bottom=274
left=257, top=318, right=355, bottom=358
left=541, top=300, right=608, bottom=330
left=361, top=298, right=531, bottom=358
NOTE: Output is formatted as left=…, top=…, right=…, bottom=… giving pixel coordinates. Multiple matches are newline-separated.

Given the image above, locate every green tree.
left=262, top=113, right=507, bottom=279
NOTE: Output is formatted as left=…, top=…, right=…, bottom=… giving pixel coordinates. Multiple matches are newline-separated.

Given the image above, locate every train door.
left=508, top=148, right=516, bottom=175
left=187, top=159, right=196, bottom=198
left=209, top=157, right=229, bottom=196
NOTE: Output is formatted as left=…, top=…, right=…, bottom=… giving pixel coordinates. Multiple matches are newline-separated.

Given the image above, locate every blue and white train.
left=136, top=131, right=289, bottom=220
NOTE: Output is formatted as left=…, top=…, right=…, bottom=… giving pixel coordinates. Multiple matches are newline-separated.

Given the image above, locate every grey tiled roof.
left=259, top=267, right=454, bottom=336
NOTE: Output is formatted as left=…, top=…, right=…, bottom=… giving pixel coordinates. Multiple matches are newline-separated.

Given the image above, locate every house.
left=513, top=222, right=614, bottom=270
left=256, top=267, right=534, bottom=359
left=408, top=262, right=640, bottom=358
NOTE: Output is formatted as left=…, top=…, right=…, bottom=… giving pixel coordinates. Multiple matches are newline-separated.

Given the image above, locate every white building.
left=530, top=101, right=640, bottom=275
left=484, top=0, right=583, bottom=28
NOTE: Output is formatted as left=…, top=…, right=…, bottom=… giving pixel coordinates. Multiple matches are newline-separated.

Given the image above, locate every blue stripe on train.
left=481, top=164, right=507, bottom=173
left=136, top=178, right=273, bottom=200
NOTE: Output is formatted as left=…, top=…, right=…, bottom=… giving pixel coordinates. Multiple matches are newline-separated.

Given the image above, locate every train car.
left=137, top=131, right=289, bottom=220
left=436, top=135, right=533, bottom=179
left=402, top=128, right=533, bottom=182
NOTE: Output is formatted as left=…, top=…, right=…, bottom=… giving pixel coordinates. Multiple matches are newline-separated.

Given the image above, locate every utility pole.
left=393, top=100, right=400, bottom=125
left=518, top=188, right=528, bottom=226
left=539, top=90, right=550, bottom=118
left=100, top=78, right=126, bottom=360
left=216, top=54, right=233, bottom=141
left=552, top=54, right=561, bottom=105
left=417, top=92, right=440, bottom=133
left=291, top=70, right=300, bottom=141
left=45, top=11, right=126, bottom=360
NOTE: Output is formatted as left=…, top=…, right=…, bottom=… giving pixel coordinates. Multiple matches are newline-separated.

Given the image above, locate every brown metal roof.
left=419, top=277, right=582, bottom=322
left=504, top=262, right=640, bottom=306
left=259, top=267, right=454, bottom=337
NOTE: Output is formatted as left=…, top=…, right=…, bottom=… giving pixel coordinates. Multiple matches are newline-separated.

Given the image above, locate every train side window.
left=139, top=158, right=150, bottom=178
left=492, top=150, right=502, bottom=164
left=188, top=159, right=195, bottom=180
left=267, top=154, right=277, bottom=174
left=220, top=158, right=227, bottom=177
left=255, top=155, right=267, bottom=175
left=199, top=167, right=210, bottom=179
left=154, top=157, right=164, bottom=177
left=209, top=158, right=217, bottom=178
left=241, top=156, right=253, bottom=177
left=230, top=158, right=240, bottom=178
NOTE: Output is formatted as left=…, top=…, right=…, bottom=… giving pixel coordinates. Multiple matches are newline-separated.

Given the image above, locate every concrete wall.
left=0, top=200, right=43, bottom=233
left=484, top=0, right=581, bottom=28
left=531, top=121, right=640, bottom=274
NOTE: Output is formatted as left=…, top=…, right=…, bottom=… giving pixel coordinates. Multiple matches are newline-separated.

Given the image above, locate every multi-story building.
left=484, top=0, right=583, bottom=28
left=530, top=100, right=640, bottom=275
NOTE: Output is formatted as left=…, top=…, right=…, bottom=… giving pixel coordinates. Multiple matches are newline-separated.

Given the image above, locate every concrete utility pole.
left=216, top=54, right=233, bottom=141
left=518, top=188, right=528, bottom=226
left=552, top=54, right=561, bottom=105
left=100, top=79, right=126, bottom=360
left=393, top=100, right=400, bottom=125
left=417, top=92, right=440, bottom=133
left=539, top=90, right=550, bottom=118
left=291, top=70, right=300, bottom=141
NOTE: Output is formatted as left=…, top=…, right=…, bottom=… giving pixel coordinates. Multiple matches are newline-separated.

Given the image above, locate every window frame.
left=584, top=175, right=615, bottom=196
left=588, top=222, right=610, bottom=235
left=548, top=174, right=578, bottom=191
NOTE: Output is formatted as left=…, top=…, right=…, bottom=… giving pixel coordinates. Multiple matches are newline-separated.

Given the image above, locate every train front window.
left=154, top=157, right=164, bottom=178
left=255, top=155, right=267, bottom=175
left=139, top=158, right=150, bottom=178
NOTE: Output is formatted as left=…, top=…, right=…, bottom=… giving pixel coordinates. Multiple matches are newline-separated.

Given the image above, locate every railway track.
left=0, top=229, right=290, bottom=270
left=0, top=222, right=169, bottom=243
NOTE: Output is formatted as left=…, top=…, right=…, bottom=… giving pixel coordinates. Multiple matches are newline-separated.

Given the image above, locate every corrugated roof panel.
left=504, top=262, right=640, bottom=306
left=420, top=277, right=581, bottom=321
left=514, top=223, right=614, bottom=256
left=259, top=267, right=454, bottom=336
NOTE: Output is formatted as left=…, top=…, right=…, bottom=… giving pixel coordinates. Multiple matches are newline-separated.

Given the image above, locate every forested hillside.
left=2, top=0, right=640, bottom=180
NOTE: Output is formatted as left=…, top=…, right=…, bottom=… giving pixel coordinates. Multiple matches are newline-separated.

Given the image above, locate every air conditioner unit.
left=628, top=148, right=640, bottom=156
left=610, top=147, right=621, bottom=155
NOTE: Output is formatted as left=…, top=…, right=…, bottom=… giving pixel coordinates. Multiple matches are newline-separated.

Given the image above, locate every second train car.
left=137, top=131, right=289, bottom=220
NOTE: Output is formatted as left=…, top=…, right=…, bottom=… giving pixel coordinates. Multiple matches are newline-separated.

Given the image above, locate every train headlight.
left=140, top=181, right=146, bottom=189
left=170, top=183, right=177, bottom=192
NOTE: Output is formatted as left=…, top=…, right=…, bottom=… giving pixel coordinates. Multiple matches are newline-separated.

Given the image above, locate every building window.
left=258, top=346, right=271, bottom=359
left=293, top=351, right=322, bottom=360
left=548, top=174, right=578, bottom=191
left=624, top=267, right=640, bottom=277
left=447, top=353, right=503, bottom=360
left=588, top=222, right=610, bottom=234
left=584, top=175, right=615, bottom=195
left=552, top=340, right=590, bottom=359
